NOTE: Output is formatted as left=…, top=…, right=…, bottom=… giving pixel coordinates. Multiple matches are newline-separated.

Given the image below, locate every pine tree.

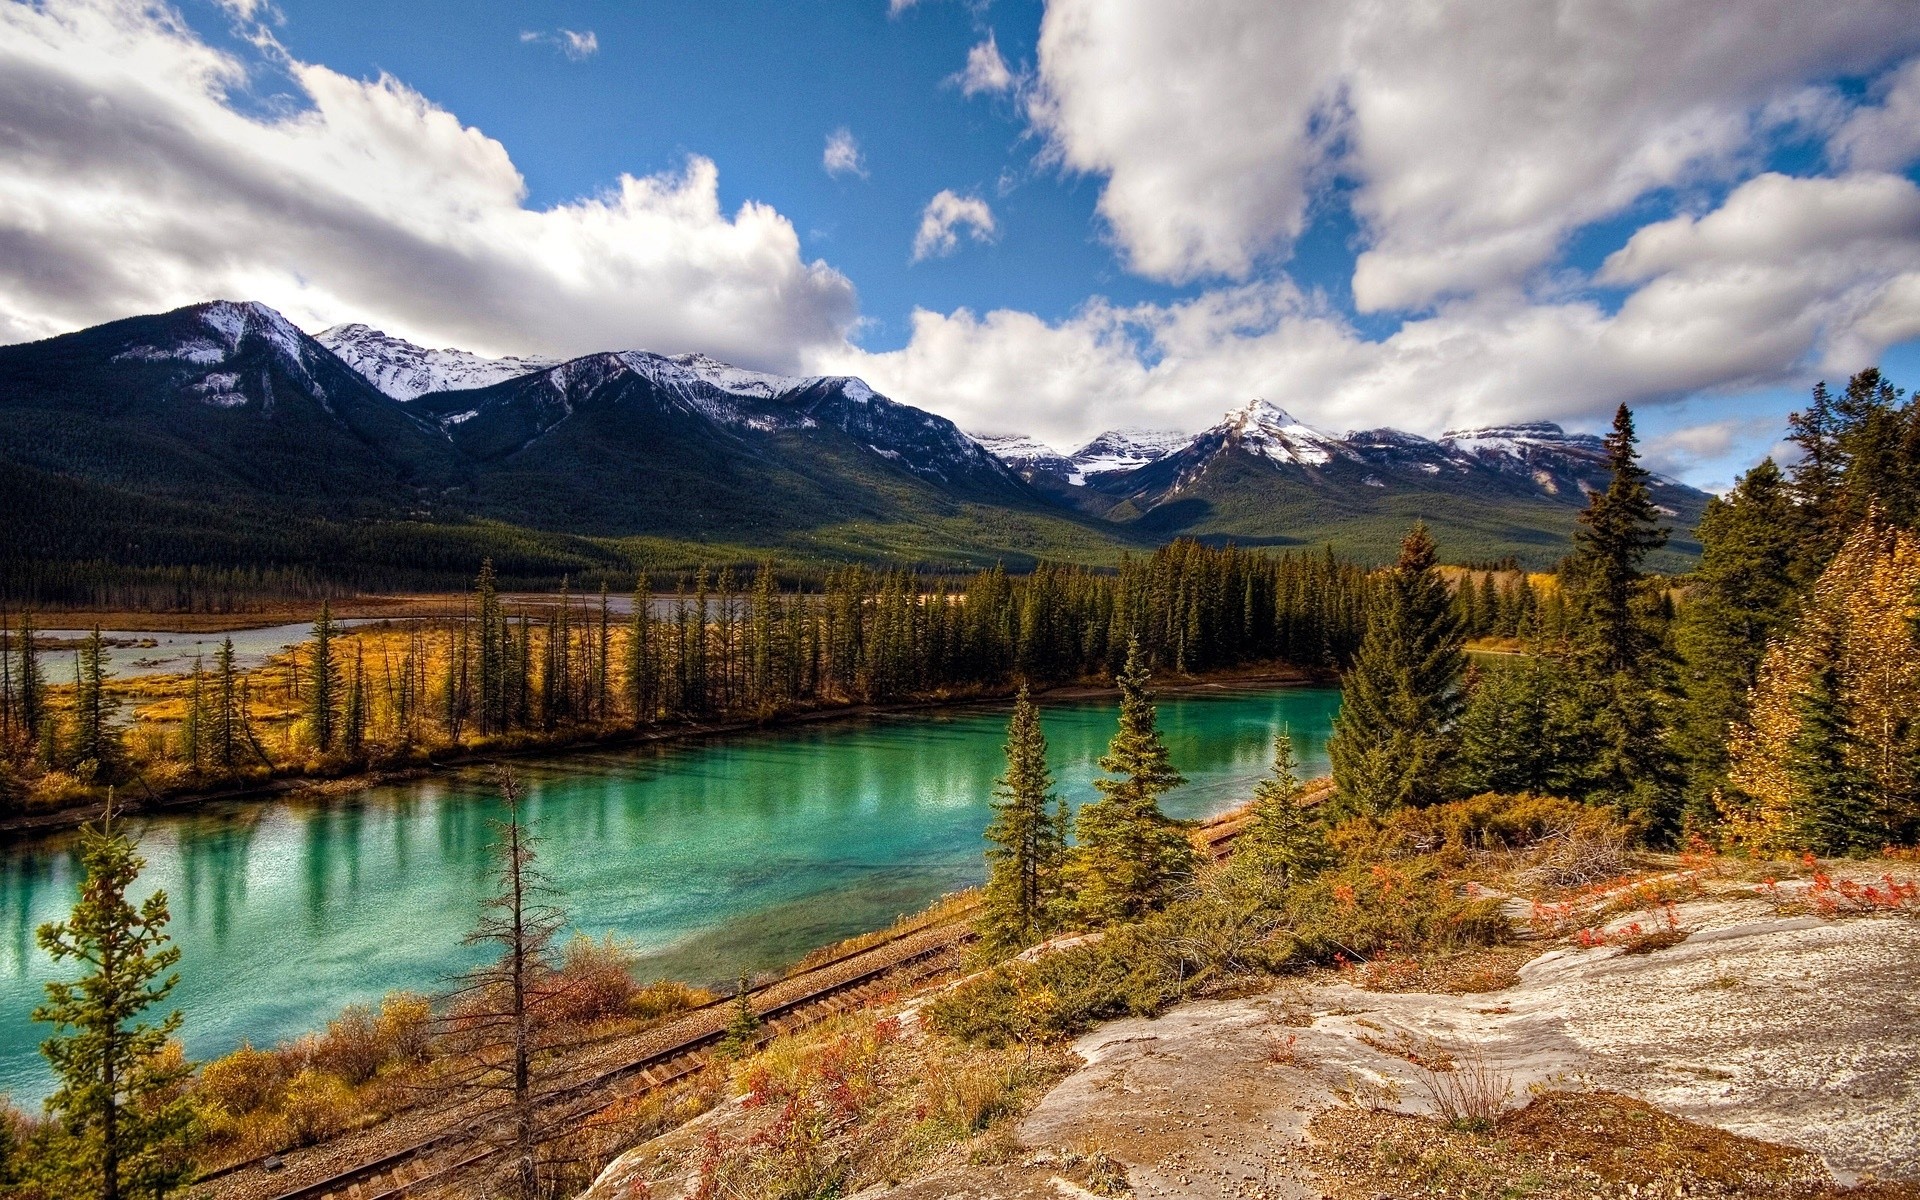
left=1568, top=405, right=1669, bottom=676
left=1232, top=731, right=1327, bottom=889
left=307, top=602, right=340, bottom=753
left=212, top=638, right=239, bottom=770
left=1784, top=629, right=1878, bottom=855
left=1066, top=640, right=1196, bottom=924
left=343, top=645, right=368, bottom=758
left=1673, top=459, right=1799, bottom=816
left=33, top=799, right=198, bottom=1200
left=1326, top=524, right=1466, bottom=818
left=16, top=610, right=43, bottom=759
left=718, top=976, right=763, bottom=1058
left=980, top=687, right=1066, bottom=952
left=70, top=627, right=122, bottom=780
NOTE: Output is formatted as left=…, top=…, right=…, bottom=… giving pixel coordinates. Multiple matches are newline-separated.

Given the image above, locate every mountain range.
left=0, top=300, right=1708, bottom=586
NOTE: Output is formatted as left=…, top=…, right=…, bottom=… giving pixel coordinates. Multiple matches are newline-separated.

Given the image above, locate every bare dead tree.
left=446, top=767, right=567, bottom=1199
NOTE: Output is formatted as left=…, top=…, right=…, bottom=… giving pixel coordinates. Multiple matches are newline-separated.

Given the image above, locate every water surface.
left=0, top=685, right=1338, bottom=1104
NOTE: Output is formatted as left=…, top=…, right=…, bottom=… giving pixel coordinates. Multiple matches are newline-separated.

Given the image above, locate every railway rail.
left=207, top=792, right=1320, bottom=1200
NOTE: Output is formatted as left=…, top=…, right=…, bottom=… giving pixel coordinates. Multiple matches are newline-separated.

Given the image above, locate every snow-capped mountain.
left=412, top=347, right=1024, bottom=498
left=972, top=433, right=1076, bottom=477
left=1068, top=428, right=1190, bottom=480
left=317, top=323, right=560, bottom=401
left=0, top=300, right=460, bottom=513
left=977, top=426, right=1189, bottom=492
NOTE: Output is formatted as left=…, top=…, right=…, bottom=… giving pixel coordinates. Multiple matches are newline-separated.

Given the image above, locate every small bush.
left=545, top=934, right=643, bottom=1025
left=311, top=1005, right=384, bottom=1085
left=198, top=1042, right=288, bottom=1117
left=280, top=1069, right=356, bottom=1145
left=1329, top=793, right=1630, bottom=866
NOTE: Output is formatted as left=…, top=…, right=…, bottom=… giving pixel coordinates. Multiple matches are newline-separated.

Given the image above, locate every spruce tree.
left=1673, top=459, right=1799, bottom=817
left=343, top=645, right=368, bottom=758
left=16, top=610, right=42, bottom=759
left=307, top=602, right=340, bottom=753
left=1326, top=524, right=1466, bottom=818
left=981, top=687, right=1066, bottom=952
left=1066, top=640, right=1196, bottom=924
left=33, top=800, right=198, bottom=1200
left=212, top=638, right=239, bottom=770
left=1232, top=731, right=1327, bottom=890
left=1785, top=631, right=1878, bottom=856
left=1568, top=405, right=1668, bottom=677
left=70, top=627, right=121, bottom=780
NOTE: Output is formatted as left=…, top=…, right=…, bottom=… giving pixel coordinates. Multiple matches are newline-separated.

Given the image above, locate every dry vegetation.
left=192, top=936, right=713, bottom=1168
left=595, top=1009, right=1077, bottom=1200
left=1303, top=1092, right=1919, bottom=1200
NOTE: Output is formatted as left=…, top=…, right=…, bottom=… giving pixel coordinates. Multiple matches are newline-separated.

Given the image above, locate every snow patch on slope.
left=318, top=324, right=559, bottom=401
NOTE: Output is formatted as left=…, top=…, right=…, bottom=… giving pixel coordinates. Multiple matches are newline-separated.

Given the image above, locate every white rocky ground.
left=587, top=891, right=1919, bottom=1199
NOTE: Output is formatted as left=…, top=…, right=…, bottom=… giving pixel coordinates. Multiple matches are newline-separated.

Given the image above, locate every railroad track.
left=210, top=915, right=975, bottom=1200
left=212, top=792, right=1320, bottom=1200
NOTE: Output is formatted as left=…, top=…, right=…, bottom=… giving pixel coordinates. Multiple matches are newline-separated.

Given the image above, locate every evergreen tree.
left=33, top=800, right=198, bottom=1200
left=307, top=602, right=340, bottom=753
left=1673, top=459, right=1800, bottom=816
left=70, top=627, right=121, bottom=779
left=1231, top=731, right=1327, bottom=889
left=211, top=638, right=239, bottom=770
left=980, top=687, right=1066, bottom=952
left=1568, top=405, right=1669, bottom=676
left=1784, top=629, right=1879, bottom=856
left=17, top=610, right=43, bottom=759
left=179, top=658, right=206, bottom=773
left=342, top=645, right=368, bottom=758
left=1456, top=655, right=1593, bottom=797
left=1326, top=524, right=1466, bottom=817
left=1066, top=640, right=1196, bottom=924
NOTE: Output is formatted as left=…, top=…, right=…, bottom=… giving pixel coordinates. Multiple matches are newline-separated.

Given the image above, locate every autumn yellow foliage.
left=1726, top=519, right=1920, bottom=855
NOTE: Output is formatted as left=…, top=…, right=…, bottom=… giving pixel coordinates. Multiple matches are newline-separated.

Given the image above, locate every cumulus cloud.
left=951, top=31, right=1014, bottom=96
left=911, top=190, right=996, bottom=261
left=822, top=127, right=867, bottom=179
left=520, top=28, right=598, bottom=61
left=821, top=172, right=1920, bottom=448
left=1830, top=56, right=1920, bottom=171
left=0, top=0, right=854, bottom=366
left=1028, top=0, right=1920, bottom=305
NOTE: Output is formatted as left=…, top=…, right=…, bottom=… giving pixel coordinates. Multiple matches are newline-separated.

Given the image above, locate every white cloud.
left=0, top=0, right=853, bottom=366
left=1028, top=0, right=1920, bottom=304
left=911, top=190, right=996, bottom=261
left=520, top=27, right=598, bottom=61
left=950, top=31, right=1014, bottom=97
left=822, top=127, right=867, bottom=179
left=1830, top=56, right=1920, bottom=172
left=822, top=173, right=1920, bottom=449
left=887, top=0, right=922, bottom=14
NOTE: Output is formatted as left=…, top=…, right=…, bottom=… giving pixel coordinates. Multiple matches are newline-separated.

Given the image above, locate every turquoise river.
left=0, top=685, right=1339, bottom=1104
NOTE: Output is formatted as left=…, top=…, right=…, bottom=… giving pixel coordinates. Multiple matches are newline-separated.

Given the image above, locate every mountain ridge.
left=0, top=303, right=1710, bottom=577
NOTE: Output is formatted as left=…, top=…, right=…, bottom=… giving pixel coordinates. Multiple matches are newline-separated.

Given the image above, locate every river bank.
left=0, top=662, right=1324, bottom=844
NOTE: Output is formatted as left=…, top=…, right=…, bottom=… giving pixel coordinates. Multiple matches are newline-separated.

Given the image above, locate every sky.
left=4, top=1, right=1920, bottom=491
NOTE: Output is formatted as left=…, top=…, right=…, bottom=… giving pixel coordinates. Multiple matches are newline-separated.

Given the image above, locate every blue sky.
left=4, top=0, right=1920, bottom=491
left=200, top=0, right=1168, bottom=347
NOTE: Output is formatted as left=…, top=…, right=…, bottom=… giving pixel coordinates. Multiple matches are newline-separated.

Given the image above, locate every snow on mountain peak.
left=1069, top=427, right=1190, bottom=481
left=318, top=324, right=559, bottom=401
left=1220, top=398, right=1346, bottom=467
